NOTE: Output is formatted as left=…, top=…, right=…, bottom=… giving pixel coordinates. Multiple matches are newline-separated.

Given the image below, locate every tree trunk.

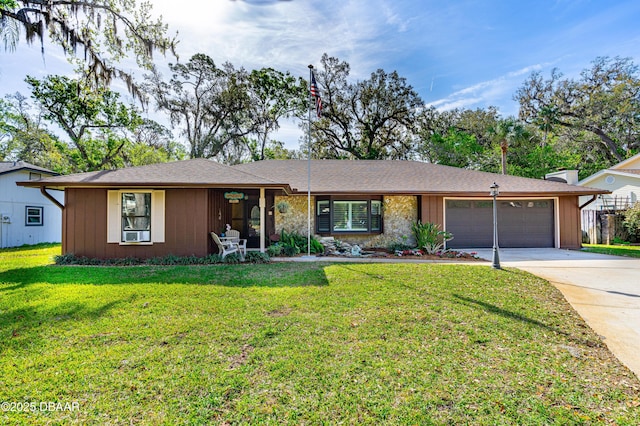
left=501, top=142, right=507, bottom=175
left=588, top=126, right=624, bottom=163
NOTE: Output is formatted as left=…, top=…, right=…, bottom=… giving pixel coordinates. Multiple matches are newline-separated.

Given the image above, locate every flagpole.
left=307, top=64, right=313, bottom=257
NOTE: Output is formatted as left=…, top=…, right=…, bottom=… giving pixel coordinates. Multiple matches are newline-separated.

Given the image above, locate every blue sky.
left=1, top=0, right=639, bottom=149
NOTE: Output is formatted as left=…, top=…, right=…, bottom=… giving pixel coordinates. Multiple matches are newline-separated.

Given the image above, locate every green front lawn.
left=582, top=243, right=640, bottom=258
left=1, top=245, right=639, bottom=424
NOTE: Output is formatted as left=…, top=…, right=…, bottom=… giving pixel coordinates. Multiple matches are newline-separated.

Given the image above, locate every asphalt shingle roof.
left=0, top=161, right=58, bottom=177
left=17, top=158, right=290, bottom=190
left=18, top=158, right=606, bottom=196
left=234, top=160, right=607, bottom=196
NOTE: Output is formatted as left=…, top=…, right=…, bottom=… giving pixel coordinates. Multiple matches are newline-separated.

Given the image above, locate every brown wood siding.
left=266, top=191, right=276, bottom=238
left=559, top=195, right=582, bottom=249
left=61, top=190, right=69, bottom=254
left=65, top=188, right=108, bottom=257
left=64, top=188, right=210, bottom=259
left=164, top=188, right=209, bottom=257
left=420, top=195, right=444, bottom=226
left=208, top=190, right=232, bottom=254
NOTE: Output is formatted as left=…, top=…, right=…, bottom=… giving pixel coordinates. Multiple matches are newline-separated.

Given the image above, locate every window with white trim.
left=121, top=193, right=151, bottom=242
left=107, top=190, right=165, bottom=244
left=316, top=198, right=382, bottom=234
left=25, top=206, right=43, bottom=226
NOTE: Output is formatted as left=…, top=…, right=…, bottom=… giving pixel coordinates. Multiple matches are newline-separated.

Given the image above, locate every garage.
left=445, top=199, right=555, bottom=248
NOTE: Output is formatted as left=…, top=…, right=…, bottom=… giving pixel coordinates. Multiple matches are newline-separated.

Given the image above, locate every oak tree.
left=1, top=0, right=176, bottom=98
left=247, top=67, right=306, bottom=161
left=310, top=54, right=423, bottom=160
left=144, top=54, right=254, bottom=161
left=27, top=74, right=144, bottom=171
left=516, top=56, right=640, bottom=164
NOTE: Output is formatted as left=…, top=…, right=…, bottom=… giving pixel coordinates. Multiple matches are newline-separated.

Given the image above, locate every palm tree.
left=492, top=118, right=528, bottom=175
left=534, top=105, right=558, bottom=146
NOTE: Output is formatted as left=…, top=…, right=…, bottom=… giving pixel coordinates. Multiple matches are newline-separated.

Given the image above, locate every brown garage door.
left=445, top=199, right=555, bottom=248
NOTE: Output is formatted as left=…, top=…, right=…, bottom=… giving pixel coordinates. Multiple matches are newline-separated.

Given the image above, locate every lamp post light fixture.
left=490, top=182, right=501, bottom=269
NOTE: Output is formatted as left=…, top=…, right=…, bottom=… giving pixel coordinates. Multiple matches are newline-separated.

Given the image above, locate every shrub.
left=53, top=252, right=272, bottom=266
left=310, top=238, right=325, bottom=254
left=266, top=244, right=283, bottom=257
left=106, top=257, right=141, bottom=266
left=388, top=241, right=413, bottom=252
left=56, top=253, right=227, bottom=266
left=278, top=229, right=324, bottom=256
left=71, top=256, right=101, bottom=265
left=411, top=221, right=453, bottom=255
left=281, top=245, right=299, bottom=257
left=180, top=256, right=204, bottom=265
left=159, top=254, right=181, bottom=265
left=223, top=253, right=243, bottom=264
left=244, top=252, right=271, bottom=263
left=279, top=229, right=305, bottom=254
left=204, top=254, right=223, bottom=264
left=623, top=204, right=640, bottom=242
left=54, top=253, right=78, bottom=265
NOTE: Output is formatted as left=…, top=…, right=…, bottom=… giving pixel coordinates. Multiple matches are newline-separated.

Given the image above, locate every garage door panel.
left=446, top=201, right=492, bottom=248
left=446, top=199, right=554, bottom=248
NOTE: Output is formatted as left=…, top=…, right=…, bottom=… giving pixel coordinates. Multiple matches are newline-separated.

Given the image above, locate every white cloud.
left=426, top=63, right=549, bottom=114
left=151, top=0, right=401, bottom=79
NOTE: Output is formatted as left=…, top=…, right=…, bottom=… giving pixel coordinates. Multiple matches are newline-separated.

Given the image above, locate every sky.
left=1, top=0, right=640, bottom=149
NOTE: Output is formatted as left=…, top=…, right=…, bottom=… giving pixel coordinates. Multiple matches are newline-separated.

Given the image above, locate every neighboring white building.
left=577, top=153, right=640, bottom=211
left=0, top=161, right=64, bottom=248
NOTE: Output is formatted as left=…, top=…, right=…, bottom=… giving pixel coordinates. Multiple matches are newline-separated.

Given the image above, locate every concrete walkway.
left=471, top=248, right=640, bottom=378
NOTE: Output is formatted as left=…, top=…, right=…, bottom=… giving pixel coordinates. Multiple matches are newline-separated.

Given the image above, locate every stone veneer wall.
left=365, top=196, right=417, bottom=247
left=274, top=195, right=315, bottom=236
left=274, top=195, right=417, bottom=248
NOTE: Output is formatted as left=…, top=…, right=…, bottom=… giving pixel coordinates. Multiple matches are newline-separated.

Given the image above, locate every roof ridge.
left=0, top=160, right=58, bottom=176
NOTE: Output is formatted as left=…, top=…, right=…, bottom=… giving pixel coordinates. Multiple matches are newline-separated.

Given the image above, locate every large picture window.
left=316, top=198, right=382, bottom=234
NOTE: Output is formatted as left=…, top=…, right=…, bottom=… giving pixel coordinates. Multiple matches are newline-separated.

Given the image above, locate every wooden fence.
left=581, top=210, right=627, bottom=244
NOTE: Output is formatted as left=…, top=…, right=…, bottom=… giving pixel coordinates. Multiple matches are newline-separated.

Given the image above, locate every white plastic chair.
left=225, top=229, right=247, bottom=256
left=210, top=232, right=239, bottom=259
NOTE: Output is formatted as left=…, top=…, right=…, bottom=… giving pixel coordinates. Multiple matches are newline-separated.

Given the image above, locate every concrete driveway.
left=471, top=248, right=640, bottom=378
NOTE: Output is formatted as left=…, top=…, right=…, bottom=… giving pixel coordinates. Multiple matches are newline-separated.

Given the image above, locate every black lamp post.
left=490, top=182, right=501, bottom=269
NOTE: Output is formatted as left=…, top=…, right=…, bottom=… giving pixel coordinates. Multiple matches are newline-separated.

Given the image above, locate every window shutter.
left=151, top=190, right=165, bottom=243
left=371, top=200, right=382, bottom=231
left=107, top=191, right=120, bottom=243
left=316, top=200, right=330, bottom=233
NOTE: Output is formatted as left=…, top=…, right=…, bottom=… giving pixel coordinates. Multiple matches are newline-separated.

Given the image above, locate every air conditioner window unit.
left=122, top=230, right=151, bottom=242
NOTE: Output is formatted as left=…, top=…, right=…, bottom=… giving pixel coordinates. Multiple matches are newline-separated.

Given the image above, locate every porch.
left=207, top=188, right=279, bottom=255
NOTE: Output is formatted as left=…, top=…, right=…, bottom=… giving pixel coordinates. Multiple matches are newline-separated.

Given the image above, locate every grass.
left=1, top=245, right=639, bottom=425
left=582, top=243, right=640, bottom=258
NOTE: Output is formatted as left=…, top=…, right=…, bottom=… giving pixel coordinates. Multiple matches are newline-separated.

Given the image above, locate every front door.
left=230, top=195, right=262, bottom=248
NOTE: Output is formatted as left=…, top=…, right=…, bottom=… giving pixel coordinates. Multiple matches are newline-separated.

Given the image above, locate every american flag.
left=310, top=71, right=322, bottom=117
